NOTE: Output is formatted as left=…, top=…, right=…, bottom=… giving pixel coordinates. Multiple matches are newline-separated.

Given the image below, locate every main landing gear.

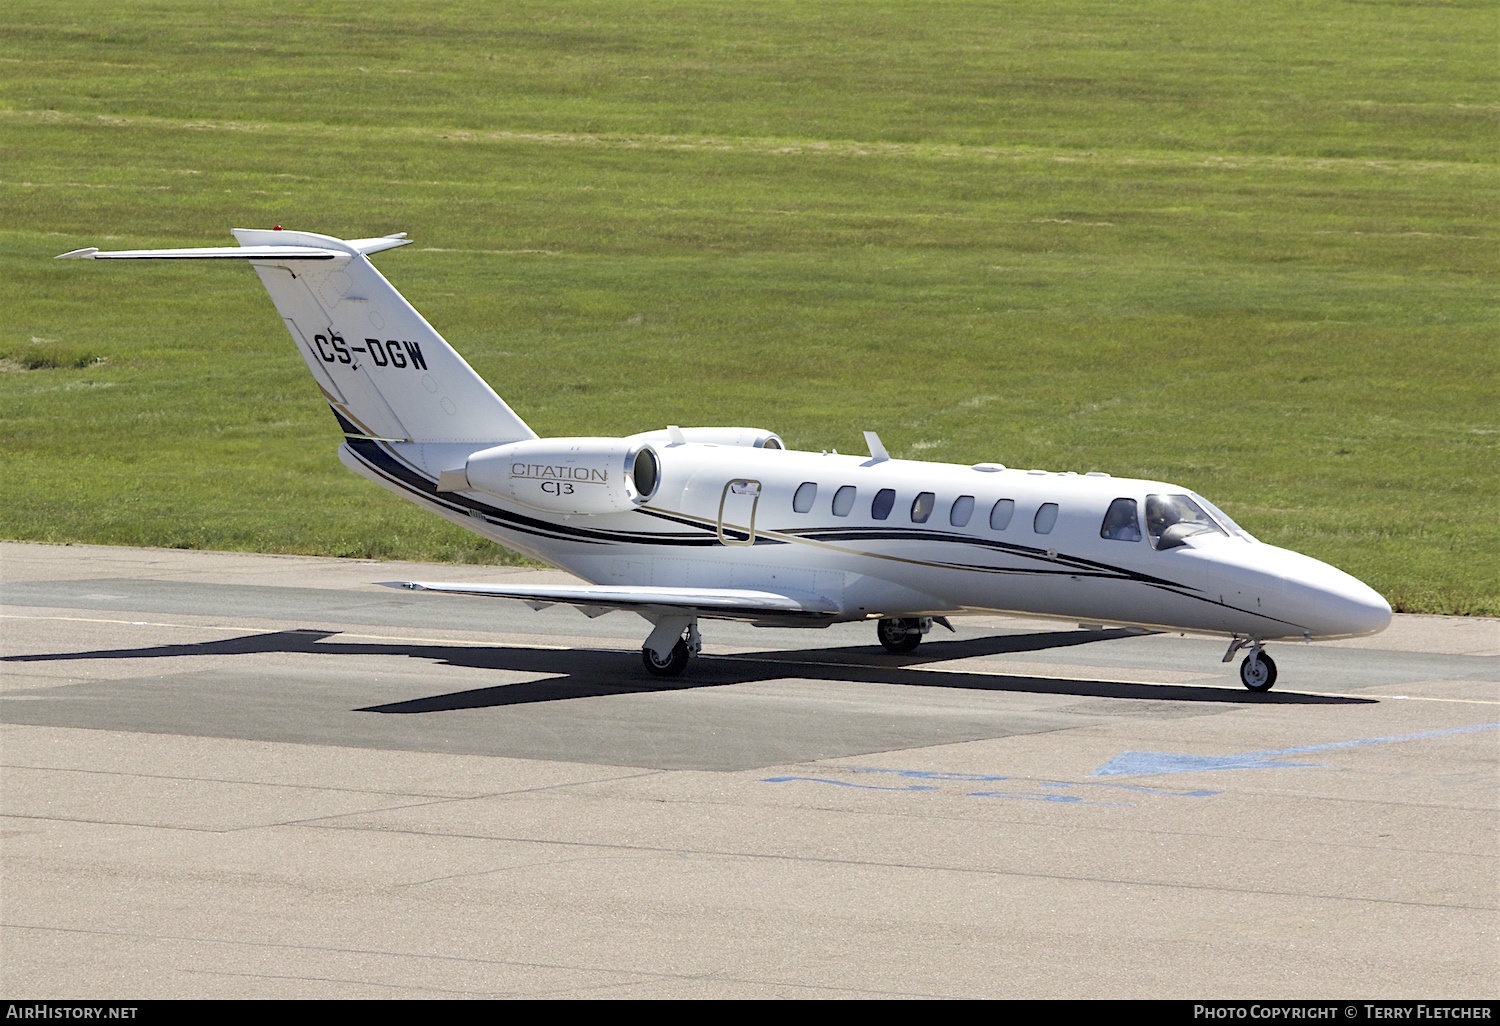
left=641, top=617, right=701, bottom=678
left=876, top=616, right=954, bottom=654
left=877, top=617, right=925, bottom=653
left=641, top=637, right=691, bottom=676
left=1224, top=637, right=1277, bottom=692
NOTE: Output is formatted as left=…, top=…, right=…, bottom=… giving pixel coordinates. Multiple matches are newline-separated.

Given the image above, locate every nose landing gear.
left=1239, top=649, right=1277, bottom=691
left=1224, top=637, right=1277, bottom=691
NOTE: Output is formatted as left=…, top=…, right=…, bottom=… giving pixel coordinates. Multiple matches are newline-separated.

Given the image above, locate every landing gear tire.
left=642, top=638, right=691, bottom=678
left=877, top=617, right=923, bottom=654
left=1239, top=651, right=1277, bottom=692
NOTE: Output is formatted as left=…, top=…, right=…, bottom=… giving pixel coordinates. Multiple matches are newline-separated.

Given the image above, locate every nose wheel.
left=1239, top=650, right=1277, bottom=692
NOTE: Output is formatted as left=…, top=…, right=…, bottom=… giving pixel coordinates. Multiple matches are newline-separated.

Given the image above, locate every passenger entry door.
left=717, top=479, right=761, bottom=546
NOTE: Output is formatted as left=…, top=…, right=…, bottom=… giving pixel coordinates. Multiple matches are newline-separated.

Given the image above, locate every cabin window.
left=989, top=498, right=1015, bottom=530
left=1100, top=497, right=1141, bottom=541
left=910, top=492, right=935, bottom=523
left=950, top=495, right=975, bottom=527
left=871, top=488, right=896, bottom=521
left=832, top=485, right=856, bottom=517
left=1034, top=502, right=1059, bottom=534
left=793, top=481, right=817, bottom=513
left=1145, top=493, right=1227, bottom=550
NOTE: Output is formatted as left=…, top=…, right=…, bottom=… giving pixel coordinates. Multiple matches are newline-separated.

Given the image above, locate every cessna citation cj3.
left=59, top=228, right=1392, bottom=690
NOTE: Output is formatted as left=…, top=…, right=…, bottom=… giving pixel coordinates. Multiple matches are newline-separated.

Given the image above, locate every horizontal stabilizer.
left=56, top=232, right=412, bottom=262
left=57, top=245, right=344, bottom=261
left=379, top=581, right=839, bottom=620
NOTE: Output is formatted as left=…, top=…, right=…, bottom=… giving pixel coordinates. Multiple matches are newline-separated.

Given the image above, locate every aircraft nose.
left=1321, top=578, right=1392, bottom=637
left=1284, top=558, right=1392, bottom=638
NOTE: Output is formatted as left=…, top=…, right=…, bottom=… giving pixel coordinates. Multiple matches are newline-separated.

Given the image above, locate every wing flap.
left=379, top=581, right=840, bottom=620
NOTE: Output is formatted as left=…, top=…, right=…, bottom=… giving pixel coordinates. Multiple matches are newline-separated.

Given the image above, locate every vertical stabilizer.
left=233, top=230, right=535, bottom=444
left=58, top=228, right=536, bottom=445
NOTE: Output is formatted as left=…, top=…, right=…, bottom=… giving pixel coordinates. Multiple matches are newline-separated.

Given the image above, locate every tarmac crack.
left=176, top=967, right=537, bottom=998
left=293, top=821, right=1500, bottom=912
left=0, top=762, right=484, bottom=800
left=3, top=922, right=951, bottom=999
left=256, top=769, right=664, bottom=831
left=468, top=790, right=1500, bottom=860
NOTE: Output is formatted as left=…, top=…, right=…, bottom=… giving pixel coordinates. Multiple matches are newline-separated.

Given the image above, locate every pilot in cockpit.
left=1145, top=495, right=1178, bottom=546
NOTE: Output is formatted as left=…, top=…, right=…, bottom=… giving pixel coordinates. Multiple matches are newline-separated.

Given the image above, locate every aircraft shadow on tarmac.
left=3, top=627, right=1373, bottom=710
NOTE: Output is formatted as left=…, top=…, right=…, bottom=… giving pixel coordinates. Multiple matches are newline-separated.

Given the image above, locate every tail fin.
left=60, top=228, right=535, bottom=445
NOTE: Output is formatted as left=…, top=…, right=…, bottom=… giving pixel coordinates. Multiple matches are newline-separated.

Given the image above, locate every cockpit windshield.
left=1145, top=493, right=1228, bottom=550
left=1189, top=491, right=1257, bottom=542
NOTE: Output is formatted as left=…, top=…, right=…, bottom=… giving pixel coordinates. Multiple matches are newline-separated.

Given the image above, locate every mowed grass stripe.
left=2, top=0, right=1491, bottom=159
left=3, top=107, right=1497, bottom=176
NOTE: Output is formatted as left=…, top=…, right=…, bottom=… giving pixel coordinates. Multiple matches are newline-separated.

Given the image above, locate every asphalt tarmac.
left=2, top=541, right=1496, bottom=998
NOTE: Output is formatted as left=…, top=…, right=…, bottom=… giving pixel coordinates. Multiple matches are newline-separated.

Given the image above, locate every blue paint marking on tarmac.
left=1091, top=722, right=1500, bottom=778
left=761, top=776, right=941, bottom=792
left=763, top=771, right=1218, bottom=803
left=967, top=790, right=1134, bottom=807
left=846, top=767, right=1011, bottom=782
left=1091, top=751, right=1323, bottom=777
left=1091, top=782, right=1220, bottom=797
left=1040, top=779, right=1221, bottom=798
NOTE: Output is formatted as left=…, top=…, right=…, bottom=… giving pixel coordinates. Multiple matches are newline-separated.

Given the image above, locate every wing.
left=378, top=581, right=841, bottom=624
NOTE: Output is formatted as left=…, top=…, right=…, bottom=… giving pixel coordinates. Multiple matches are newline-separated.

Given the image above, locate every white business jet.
left=59, top=229, right=1391, bottom=690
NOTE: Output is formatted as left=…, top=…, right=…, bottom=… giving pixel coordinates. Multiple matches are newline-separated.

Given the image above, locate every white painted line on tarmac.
left=0, top=613, right=575, bottom=650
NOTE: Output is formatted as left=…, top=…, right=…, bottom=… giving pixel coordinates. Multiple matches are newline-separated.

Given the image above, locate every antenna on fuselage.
left=863, top=431, right=890, bottom=463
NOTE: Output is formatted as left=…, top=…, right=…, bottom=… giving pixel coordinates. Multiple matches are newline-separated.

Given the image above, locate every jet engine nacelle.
left=454, top=437, right=660, bottom=515
left=627, top=426, right=784, bottom=449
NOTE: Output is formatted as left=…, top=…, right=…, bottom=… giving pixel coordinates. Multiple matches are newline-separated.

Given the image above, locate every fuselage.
left=341, top=435, right=1393, bottom=642
left=58, top=227, right=1395, bottom=682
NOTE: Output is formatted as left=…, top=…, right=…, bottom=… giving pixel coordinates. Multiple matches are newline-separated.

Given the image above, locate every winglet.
left=56, top=248, right=100, bottom=260
left=863, top=431, right=889, bottom=462
left=347, top=235, right=415, bottom=256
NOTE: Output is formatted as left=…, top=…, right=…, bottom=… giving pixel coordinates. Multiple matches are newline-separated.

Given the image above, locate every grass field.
left=1, top=1, right=1496, bottom=614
